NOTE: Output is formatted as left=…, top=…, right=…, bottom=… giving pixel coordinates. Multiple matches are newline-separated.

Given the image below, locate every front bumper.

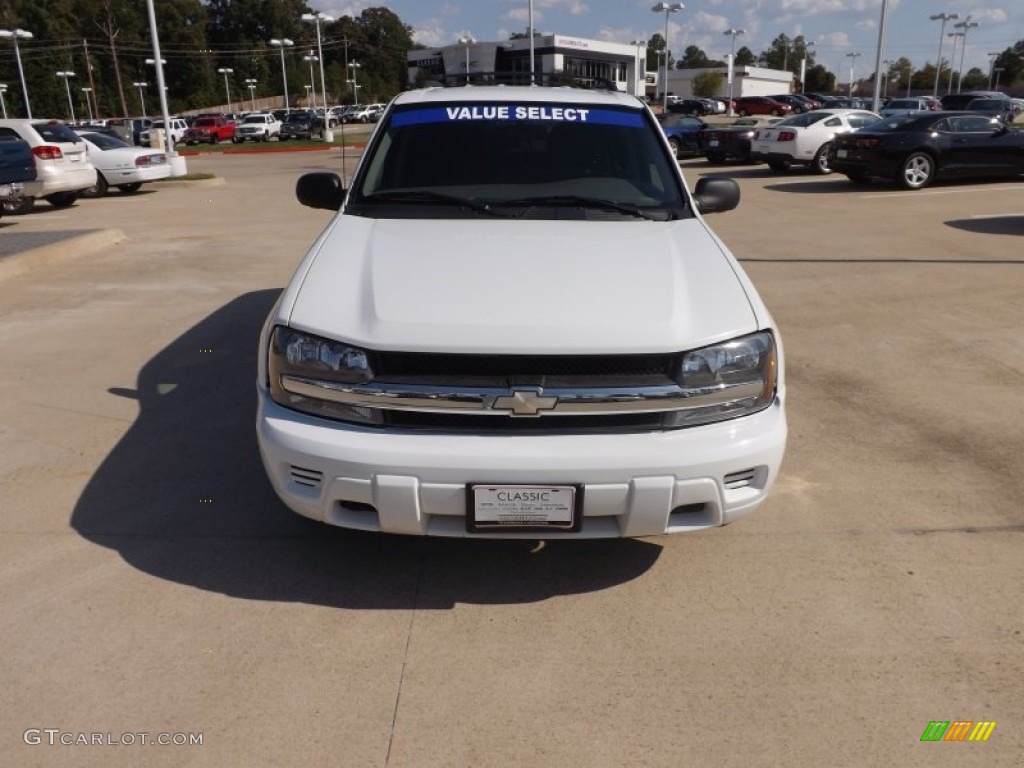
left=256, top=391, right=787, bottom=538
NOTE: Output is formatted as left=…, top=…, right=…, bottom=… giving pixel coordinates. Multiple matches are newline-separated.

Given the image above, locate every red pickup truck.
left=183, top=116, right=235, bottom=145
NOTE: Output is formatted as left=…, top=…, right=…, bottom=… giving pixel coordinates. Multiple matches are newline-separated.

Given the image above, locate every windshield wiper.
left=359, top=190, right=509, bottom=217
left=492, top=195, right=667, bottom=221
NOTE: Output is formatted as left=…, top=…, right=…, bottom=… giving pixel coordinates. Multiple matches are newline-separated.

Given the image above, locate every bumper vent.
left=724, top=468, right=757, bottom=490
left=289, top=465, right=324, bottom=488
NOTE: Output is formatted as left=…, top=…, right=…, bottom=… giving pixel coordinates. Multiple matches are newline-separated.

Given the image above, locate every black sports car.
left=831, top=111, right=1024, bottom=189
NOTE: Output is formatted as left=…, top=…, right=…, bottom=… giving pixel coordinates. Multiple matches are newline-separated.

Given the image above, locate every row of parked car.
left=0, top=118, right=173, bottom=215
left=658, top=93, right=1024, bottom=190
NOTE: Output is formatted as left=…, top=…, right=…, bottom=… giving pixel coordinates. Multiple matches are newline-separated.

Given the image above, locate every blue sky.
left=318, top=1, right=1022, bottom=77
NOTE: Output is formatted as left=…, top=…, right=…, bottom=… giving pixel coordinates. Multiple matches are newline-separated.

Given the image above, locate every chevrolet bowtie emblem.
left=491, top=389, right=558, bottom=417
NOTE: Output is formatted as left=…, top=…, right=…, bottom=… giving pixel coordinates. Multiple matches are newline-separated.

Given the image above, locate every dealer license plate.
left=468, top=485, right=579, bottom=533
left=837, top=149, right=848, bottom=158
left=708, top=139, right=719, bottom=147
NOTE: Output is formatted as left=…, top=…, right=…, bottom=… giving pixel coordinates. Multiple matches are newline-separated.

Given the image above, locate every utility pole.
left=83, top=38, right=101, bottom=118
left=96, top=4, right=128, bottom=117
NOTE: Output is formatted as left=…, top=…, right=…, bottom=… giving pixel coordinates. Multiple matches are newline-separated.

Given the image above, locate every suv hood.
left=283, top=217, right=756, bottom=354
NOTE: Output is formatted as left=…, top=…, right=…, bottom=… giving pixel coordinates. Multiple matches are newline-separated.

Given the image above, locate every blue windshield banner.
left=390, top=105, right=644, bottom=128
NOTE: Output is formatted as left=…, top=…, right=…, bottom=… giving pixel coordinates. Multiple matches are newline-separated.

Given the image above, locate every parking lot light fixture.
left=800, top=40, right=815, bottom=93
left=929, top=13, right=959, bottom=99
left=0, top=28, right=34, bottom=118
left=56, top=71, right=76, bottom=124
left=303, top=52, right=319, bottom=112
left=0, top=84, right=7, bottom=119
left=723, top=28, right=744, bottom=116
left=458, top=37, right=475, bottom=84
left=81, top=87, right=94, bottom=122
left=953, top=19, right=979, bottom=94
left=347, top=61, right=362, bottom=105
left=269, top=38, right=294, bottom=113
left=946, top=32, right=964, bottom=95
left=845, top=51, right=862, bottom=97
left=216, top=68, right=233, bottom=113
left=301, top=11, right=334, bottom=114
left=303, top=83, right=312, bottom=105
left=132, top=81, right=148, bottom=118
left=652, top=3, right=684, bottom=114
left=993, top=67, right=1004, bottom=90
left=245, top=79, right=258, bottom=111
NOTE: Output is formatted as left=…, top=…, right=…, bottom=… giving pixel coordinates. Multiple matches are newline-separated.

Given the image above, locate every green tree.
left=734, top=46, right=756, bottom=67
left=691, top=71, right=724, bottom=99
left=676, top=45, right=711, bottom=69
left=803, top=64, right=831, bottom=93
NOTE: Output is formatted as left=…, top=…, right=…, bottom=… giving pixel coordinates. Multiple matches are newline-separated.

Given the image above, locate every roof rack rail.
left=422, top=72, right=621, bottom=92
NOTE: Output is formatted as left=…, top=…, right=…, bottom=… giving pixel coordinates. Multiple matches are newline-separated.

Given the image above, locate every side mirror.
left=692, top=177, right=740, bottom=214
left=296, top=172, right=345, bottom=211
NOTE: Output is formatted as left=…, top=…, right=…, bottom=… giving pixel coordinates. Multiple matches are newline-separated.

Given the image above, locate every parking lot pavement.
left=1, top=152, right=1022, bottom=767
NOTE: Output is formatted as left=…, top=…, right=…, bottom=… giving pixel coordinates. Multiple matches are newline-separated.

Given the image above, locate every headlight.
left=664, top=331, right=778, bottom=428
left=268, top=327, right=381, bottom=425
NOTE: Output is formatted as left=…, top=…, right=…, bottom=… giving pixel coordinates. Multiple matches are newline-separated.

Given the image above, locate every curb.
left=0, top=228, right=126, bottom=282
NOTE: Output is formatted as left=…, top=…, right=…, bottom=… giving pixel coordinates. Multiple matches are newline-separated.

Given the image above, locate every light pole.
left=723, top=28, right=744, bottom=116
left=269, top=38, right=294, bottom=113
left=303, top=52, right=320, bottom=111
left=946, top=32, right=964, bottom=94
left=800, top=40, right=815, bottom=93
left=303, top=84, right=312, bottom=105
left=133, top=81, right=148, bottom=118
left=0, top=28, right=34, bottom=118
left=301, top=11, right=334, bottom=113
left=458, top=36, right=475, bottom=84
left=845, top=52, right=861, bottom=97
left=0, top=84, right=7, bottom=119
left=217, top=68, right=233, bottom=113
left=56, top=71, right=76, bottom=124
left=347, top=61, right=361, bottom=104
left=993, top=67, right=1004, bottom=90
left=81, top=87, right=94, bottom=123
left=954, top=19, right=979, bottom=94
left=652, top=3, right=684, bottom=114
left=906, top=66, right=914, bottom=97
left=987, top=52, right=1000, bottom=89
left=630, top=40, right=647, bottom=98
left=882, top=59, right=893, bottom=98
left=929, top=13, right=959, bottom=99
left=245, top=78, right=257, bottom=111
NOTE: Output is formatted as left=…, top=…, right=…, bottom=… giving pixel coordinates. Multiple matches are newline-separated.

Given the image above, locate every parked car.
left=964, top=97, right=1015, bottom=124
left=73, top=130, right=171, bottom=197
left=261, top=85, right=786, bottom=538
left=0, top=128, right=36, bottom=216
left=769, top=94, right=813, bottom=114
left=233, top=113, right=282, bottom=142
left=751, top=109, right=881, bottom=173
left=656, top=113, right=707, bottom=157
left=139, top=118, right=188, bottom=148
left=879, top=98, right=938, bottom=117
left=830, top=112, right=1024, bottom=189
left=0, top=119, right=97, bottom=213
left=347, top=103, right=386, bottom=123
left=105, top=117, right=152, bottom=146
left=667, top=99, right=714, bottom=117
left=939, top=91, right=1006, bottom=110
left=698, top=116, right=781, bottom=163
left=279, top=110, right=317, bottom=140
left=182, top=116, right=235, bottom=145
left=734, top=96, right=794, bottom=117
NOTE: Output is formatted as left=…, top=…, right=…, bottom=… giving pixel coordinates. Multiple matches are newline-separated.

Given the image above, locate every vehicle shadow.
left=763, top=179, right=862, bottom=193
left=945, top=215, right=1024, bottom=236
left=71, top=290, right=662, bottom=610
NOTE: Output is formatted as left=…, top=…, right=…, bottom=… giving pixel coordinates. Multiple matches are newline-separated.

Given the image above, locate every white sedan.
left=74, top=130, right=171, bottom=197
left=750, top=109, right=881, bottom=174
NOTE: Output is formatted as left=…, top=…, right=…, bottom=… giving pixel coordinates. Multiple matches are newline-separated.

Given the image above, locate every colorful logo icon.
left=920, top=721, right=996, bottom=742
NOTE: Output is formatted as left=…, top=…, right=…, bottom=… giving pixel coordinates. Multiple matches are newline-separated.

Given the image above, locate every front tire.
left=768, top=160, right=790, bottom=172
left=118, top=183, right=143, bottom=194
left=812, top=144, right=833, bottom=175
left=2, top=196, right=34, bottom=215
left=80, top=173, right=109, bottom=198
left=899, top=152, right=935, bottom=190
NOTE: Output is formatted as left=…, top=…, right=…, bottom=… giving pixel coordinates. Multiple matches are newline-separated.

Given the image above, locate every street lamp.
left=132, top=81, right=148, bottom=118
left=56, top=71, right=76, bottom=124
left=652, top=3, right=684, bottom=114
left=882, top=59, right=893, bottom=98
left=845, top=51, right=862, bottom=97
left=954, top=18, right=979, bottom=94
left=630, top=40, right=647, bottom=98
left=800, top=40, right=815, bottom=93
left=723, top=28, right=744, bottom=116
left=302, top=53, right=319, bottom=111
left=81, top=87, right=94, bottom=123
left=905, top=66, right=914, bottom=97
left=269, top=38, right=294, bottom=113
left=0, top=84, right=7, bottom=119
left=303, top=83, right=312, bottom=105
left=347, top=61, right=362, bottom=104
left=946, top=32, right=964, bottom=94
left=458, top=36, right=475, bottom=84
left=245, top=78, right=258, bottom=111
left=217, top=68, right=233, bottom=113
left=301, top=11, right=334, bottom=113
left=0, top=28, right=34, bottom=118
left=987, top=52, right=1000, bottom=90
left=929, top=13, right=959, bottom=99
left=993, top=67, right=1004, bottom=90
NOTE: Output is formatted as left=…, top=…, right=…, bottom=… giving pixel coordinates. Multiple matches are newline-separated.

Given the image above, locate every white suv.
left=0, top=119, right=97, bottom=214
left=232, top=113, right=282, bottom=142
left=257, top=86, right=787, bottom=538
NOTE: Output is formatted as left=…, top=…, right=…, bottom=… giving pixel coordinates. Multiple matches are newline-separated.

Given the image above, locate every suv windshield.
left=350, top=102, right=685, bottom=219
